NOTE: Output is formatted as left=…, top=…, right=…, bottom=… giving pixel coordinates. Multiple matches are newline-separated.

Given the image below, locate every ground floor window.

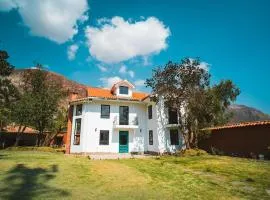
left=170, top=129, right=179, bottom=145
left=149, top=130, right=153, bottom=145
left=73, top=118, right=81, bottom=145
left=100, top=130, right=109, bottom=145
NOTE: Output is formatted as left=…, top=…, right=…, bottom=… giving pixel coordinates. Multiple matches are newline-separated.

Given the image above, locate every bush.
left=210, top=147, right=224, bottom=156
left=5, top=146, right=57, bottom=153
left=178, top=148, right=208, bottom=157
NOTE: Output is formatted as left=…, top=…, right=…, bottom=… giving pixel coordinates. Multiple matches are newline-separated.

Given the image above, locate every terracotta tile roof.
left=75, top=87, right=150, bottom=102
left=202, top=120, right=270, bottom=131
left=3, top=126, right=38, bottom=134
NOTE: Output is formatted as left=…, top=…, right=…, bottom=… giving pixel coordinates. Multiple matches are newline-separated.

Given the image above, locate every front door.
left=119, top=131, right=129, bottom=153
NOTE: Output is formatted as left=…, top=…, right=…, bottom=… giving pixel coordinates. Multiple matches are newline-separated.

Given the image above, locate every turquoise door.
left=119, top=131, right=129, bottom=153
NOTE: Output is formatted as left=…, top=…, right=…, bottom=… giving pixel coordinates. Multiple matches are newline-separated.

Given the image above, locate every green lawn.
left=0, top=151, right=270, bottom=200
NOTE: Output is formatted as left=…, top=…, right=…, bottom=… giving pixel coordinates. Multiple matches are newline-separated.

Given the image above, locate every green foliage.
left=146, top=58, right=240, bottom=148
left=178, top=148, right=208, bottom=157
left=0, top=50, right=19, bottom=130
left=20, top=65, right=65, bottom=145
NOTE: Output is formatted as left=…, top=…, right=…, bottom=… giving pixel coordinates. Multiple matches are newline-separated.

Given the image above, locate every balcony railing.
left=113, top=116, right=139, bottom=127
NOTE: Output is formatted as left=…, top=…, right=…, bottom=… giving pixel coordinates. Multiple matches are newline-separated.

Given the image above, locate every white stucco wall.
left=70, top=97, right=184, bottom=154
left=70, top=100, right=146, bottom=153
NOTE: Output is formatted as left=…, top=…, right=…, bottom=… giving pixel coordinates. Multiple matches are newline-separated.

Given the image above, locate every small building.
left=65, top=80, right=185, bottom=154
left=199, top=121, right=270, bottom=158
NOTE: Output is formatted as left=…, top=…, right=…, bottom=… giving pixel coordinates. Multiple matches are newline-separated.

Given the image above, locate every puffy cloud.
left=198, top=61, right=210, bottom=71
left=0, top=0, right=89, bottom=44
left=119, top=65, right=134, bottom=78
left=100, top=76, right=122, bottom=88
left=67, top=44, right=79, bottom=60
left=97, top=64, right=108, bottom=72
left=85, top=16, right=170, bottom=63
left=134, top=79, right=145, bottom=87
left=188, top=58, right=210, bottom=71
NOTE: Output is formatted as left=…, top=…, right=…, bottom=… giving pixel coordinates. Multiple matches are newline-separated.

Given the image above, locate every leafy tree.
left=146, top=58, right=240, bottom=148
left=0, top=50, right=19, bottom=131
left=11, top=93, right=33, bottom=146
left=22, top=65, right=64, bottom=146
left=43, top=107, right=67, bottom=146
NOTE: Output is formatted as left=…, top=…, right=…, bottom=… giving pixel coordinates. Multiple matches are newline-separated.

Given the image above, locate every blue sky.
left=0, top=0, right=269, bottom=114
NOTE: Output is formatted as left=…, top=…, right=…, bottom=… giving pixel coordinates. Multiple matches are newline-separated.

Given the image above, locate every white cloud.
left=67, top=44, right=79, bottom=60
left=0, top=0, right=89, bottom=44
left=85, top=16, right=170, bottom=63
left=188, top=58, right=210, bottom=71
left=134, top=79, right=145, bottom=87
left=199, top=62, right=210, bottom=71
left=100, top=76, right=122, bottom=88
left=0, top=0, right=17, bottom=11
left=97, top=64, right=108, bottom=72
left=119, top=65, right=135, bottom=78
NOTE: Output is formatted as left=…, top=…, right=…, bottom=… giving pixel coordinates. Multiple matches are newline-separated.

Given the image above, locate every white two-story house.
left=65, top=80, right=184, bottom=154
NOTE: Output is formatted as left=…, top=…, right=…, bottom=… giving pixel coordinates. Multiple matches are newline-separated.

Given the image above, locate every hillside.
left=9, top=69, right=270, bottom=123
left=228, top=104, right=270, bottom=123
left=9, top=69, right=88, bottom=107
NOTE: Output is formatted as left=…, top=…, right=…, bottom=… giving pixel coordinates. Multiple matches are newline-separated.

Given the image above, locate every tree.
left=22, top=65, right=64, bottom=146
left=146, top=58, right=240, bottom=148
left=0, top=50, right=19, bottom=131
left=43, top=107, right=67, bottom=146
left=11, top=93, right=33, bottom=146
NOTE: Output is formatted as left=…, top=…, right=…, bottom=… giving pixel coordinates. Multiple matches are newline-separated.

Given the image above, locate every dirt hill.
left=9, top=69, right=88, bottom=107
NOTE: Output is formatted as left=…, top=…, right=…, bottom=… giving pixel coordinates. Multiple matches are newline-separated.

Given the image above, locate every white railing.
left=113, top=116, right=139, bottom=126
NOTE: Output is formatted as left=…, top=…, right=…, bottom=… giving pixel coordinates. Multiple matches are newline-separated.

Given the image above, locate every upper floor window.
left=170, top=129, right=179, bottom=145
left=148, top=105, right=152, bottom=119
left=101, top=105, right=110, bottom=118
left=76, top=104, right=82, bottom=116
left=119, top=86, right=128, bottom=95
left=168, top=108, right=178, bottom=124
left=149, top=130, right=153, bottom=145
left=100, top=130, right=109, bottom=145
left=73, top=118, right=81, bottom=145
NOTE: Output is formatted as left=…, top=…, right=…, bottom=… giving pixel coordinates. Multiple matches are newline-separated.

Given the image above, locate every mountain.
left=228, top=104, right=270, bottom=123
left=9, top=69, right=270, bottom=123
left=9, top=69, right=88, bottom=107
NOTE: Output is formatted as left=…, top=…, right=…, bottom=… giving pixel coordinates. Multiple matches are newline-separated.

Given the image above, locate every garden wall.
left=199, top=124, right=270, bottom=159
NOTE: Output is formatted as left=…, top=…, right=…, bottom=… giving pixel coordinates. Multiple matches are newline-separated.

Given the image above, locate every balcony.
left=113, top=116, right=139, bottom=129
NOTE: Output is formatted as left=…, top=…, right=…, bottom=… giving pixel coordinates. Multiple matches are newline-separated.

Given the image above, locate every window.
left=119, top=86, right=128, bottom=95
left=101, top=105, right=110, bottom=118
left=73, top=118, right=81, bottom=145
left=99, top=130, right=109, bottom=145
left=148, top=105, right=152, bottom=119
left=149, top=130, right=153, bottom=145
left=119, top=106, right=129, bottom=125
left=168, top=108, right=178, bottom=124
left=76, top=104, right=82, bottom=116
left=170, top=129, right=179, bottom=145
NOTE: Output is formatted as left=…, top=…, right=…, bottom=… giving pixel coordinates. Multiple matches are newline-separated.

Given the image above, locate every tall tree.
left=22, top=65, right=64, bottom=146
left=146, top=58, right=240, bottom=148
left=43, top=107, right=67, bottom=146
left=0, top=50, right=19, bottom=131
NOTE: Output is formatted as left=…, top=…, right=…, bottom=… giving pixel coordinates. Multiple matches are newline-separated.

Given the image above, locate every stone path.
left=89, top=153, right=154, bottom=160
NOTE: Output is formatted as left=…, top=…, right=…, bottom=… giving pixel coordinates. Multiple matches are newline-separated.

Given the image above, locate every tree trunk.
left=14, top=126, right=26, bottom=147
left=43, top=132, right=59, bottom=146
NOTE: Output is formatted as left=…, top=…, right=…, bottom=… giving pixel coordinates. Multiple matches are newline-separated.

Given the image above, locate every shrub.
left=178, top=148, right=208, bottom=157
left=5, top=146, right=57, bottom=153
left=210, top=146, right=224, bottom=156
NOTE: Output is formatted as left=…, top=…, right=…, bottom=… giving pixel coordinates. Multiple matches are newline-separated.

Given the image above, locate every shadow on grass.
left=0, top=164, right=69, bottom=200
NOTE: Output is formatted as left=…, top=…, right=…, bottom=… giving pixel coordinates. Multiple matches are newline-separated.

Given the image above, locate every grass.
left=0, top=151, right=270, bottom=200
